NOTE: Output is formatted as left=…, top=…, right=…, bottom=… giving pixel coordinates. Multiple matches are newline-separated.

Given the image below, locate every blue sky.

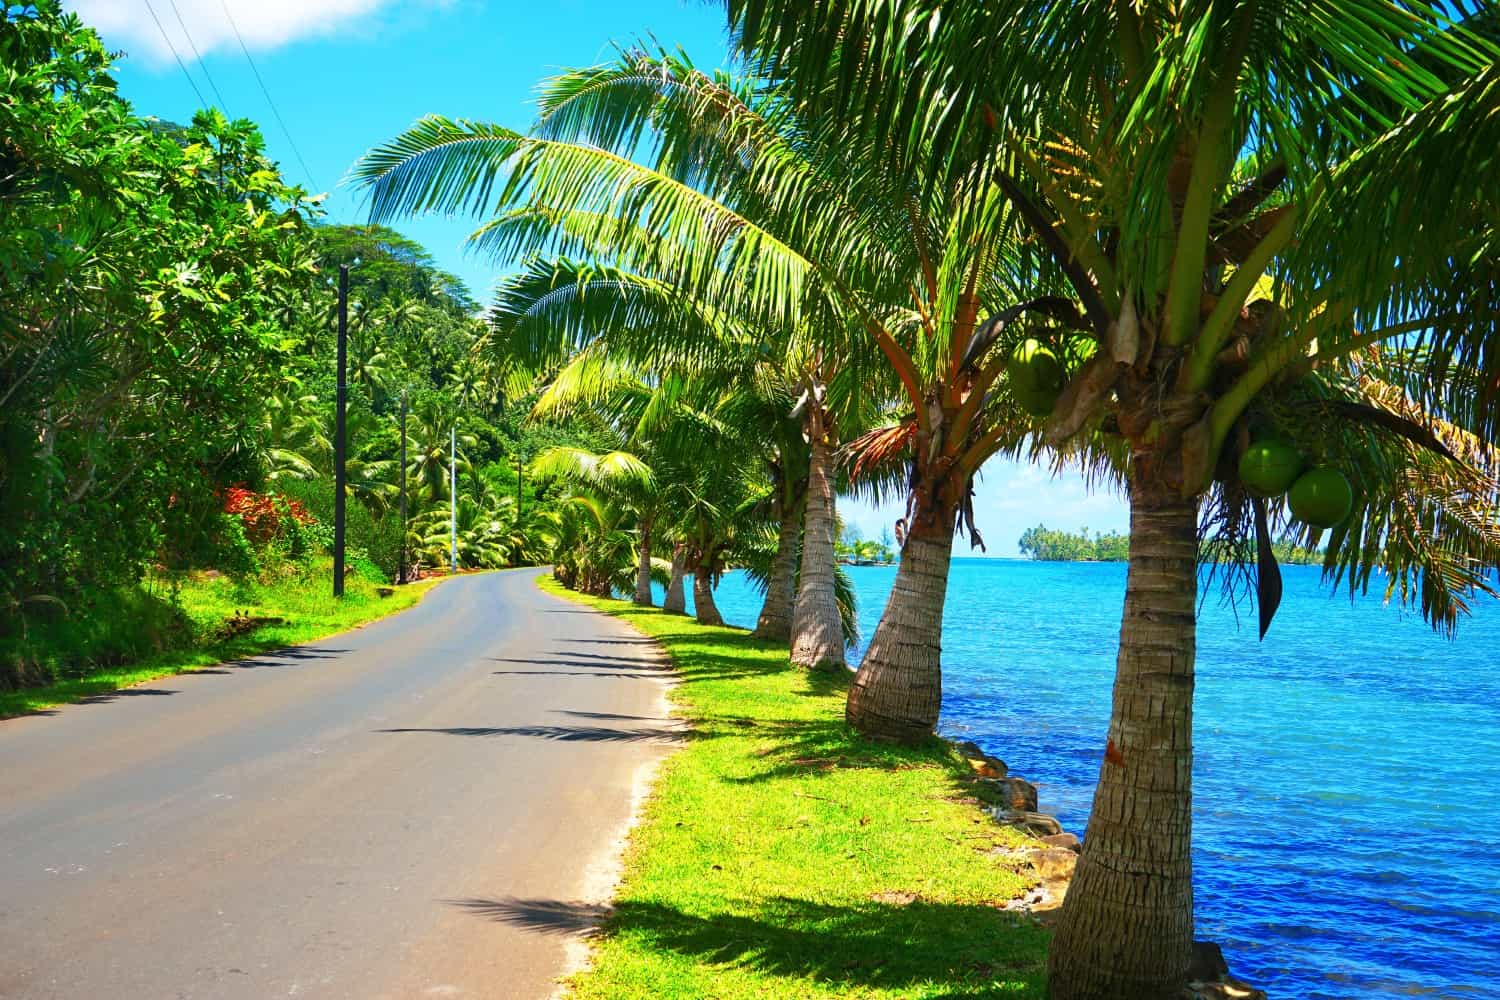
left=73, top=0, right=1130, bottom=554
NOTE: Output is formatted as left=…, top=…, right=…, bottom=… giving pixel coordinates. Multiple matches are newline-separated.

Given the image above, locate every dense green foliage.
left=0, top=4, right=605, bottom=694
left=0, top=5, right=317, bottom=612
left=0, top=558, right=440, bottom=717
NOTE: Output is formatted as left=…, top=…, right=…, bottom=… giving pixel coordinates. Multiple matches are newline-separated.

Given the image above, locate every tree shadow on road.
left=377, top=724, right=687, bottom=744
left=490, top=669, right=668, bottom=680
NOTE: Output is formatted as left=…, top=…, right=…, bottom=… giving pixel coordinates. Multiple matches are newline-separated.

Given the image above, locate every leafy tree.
left=1, top=3, right=317, bottom=614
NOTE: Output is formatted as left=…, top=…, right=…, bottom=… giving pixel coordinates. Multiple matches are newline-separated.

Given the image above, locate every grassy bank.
left=0, top=559, right=442, bottom=718
left=537, top=576, right=1049, bottom=999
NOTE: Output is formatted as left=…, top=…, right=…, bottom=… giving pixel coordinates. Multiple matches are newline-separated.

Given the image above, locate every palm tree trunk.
left=790, top=437, right=844, bottom=670
left=1048, top=472, right=1199, bottom=999
left=753, top=507, right=800, bottom=642
left=844, top=517, right=954, bottom=744
left=633, top=517, right=654, bottom=606
left=693, top=568, right=724, bottom=627
left=663, top=544, right=688, bottom=614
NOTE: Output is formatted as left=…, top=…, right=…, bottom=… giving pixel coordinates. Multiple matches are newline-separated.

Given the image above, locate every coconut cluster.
left=1237, top=440, right=1353, bottom=528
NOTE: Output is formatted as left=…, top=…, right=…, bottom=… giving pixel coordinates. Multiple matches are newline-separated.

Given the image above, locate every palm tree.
left=727, top=2, right=1500, bottom=995
left=486, top=254, right=825, bottom=642
left=404, top=398, right=475, bottom=505
left=529, top=445, right=658, bottom=603
left=350, top=52, right=1060, bottom=707
left=259, top=378, right=326, bottom=481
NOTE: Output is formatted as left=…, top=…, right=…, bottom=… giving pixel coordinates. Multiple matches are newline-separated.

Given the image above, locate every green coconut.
left=1288, top=467, right=1354, bottom=528
left=1007, top=339, right=1065, bottom=416
left=1238, top=439, right=1303, bottom=497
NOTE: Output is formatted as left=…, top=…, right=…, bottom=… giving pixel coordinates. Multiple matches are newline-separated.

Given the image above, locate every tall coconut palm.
left=487, top=253, right=829, bottom=645
left=403, top=398, right=476, bottom=505
left=727, top=2, right=1500, bottom=995
left=350, top=51, right=1049, bottom=705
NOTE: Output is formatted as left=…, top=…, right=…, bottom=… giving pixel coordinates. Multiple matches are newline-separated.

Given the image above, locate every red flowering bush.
left=221, top=486, right=314, bottom=545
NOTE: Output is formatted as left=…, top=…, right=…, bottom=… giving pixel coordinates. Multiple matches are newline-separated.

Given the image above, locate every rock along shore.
left=944, top=738, right=1268, bottom=1000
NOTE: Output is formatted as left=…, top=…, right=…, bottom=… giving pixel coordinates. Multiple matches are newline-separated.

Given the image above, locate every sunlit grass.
left=539, top=576, right=1048, bottom=999
left=0, top=559, right=442, bottom=718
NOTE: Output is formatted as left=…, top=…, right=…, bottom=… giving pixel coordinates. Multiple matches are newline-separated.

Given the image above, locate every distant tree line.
left=1017, top=525, right=1130, bottom=562
left=1019, top=525, right=1323, bottom=565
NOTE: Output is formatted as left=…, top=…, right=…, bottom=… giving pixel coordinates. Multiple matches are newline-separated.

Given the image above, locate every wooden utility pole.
left=333, top=264, right=349, bottom=597
left=449, top=426, right=458, bottom=573
left=397, top=390, right=408, bottom=584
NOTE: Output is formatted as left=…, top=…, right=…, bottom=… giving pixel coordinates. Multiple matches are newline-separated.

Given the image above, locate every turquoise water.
left=669, top=559, right=1500, bottom=999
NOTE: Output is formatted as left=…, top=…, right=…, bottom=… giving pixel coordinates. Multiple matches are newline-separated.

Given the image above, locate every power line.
left=218, top=0, right=322, bottom=193
left=167, top=0, right=232, bottom=116
left=142, top=0, right=208, bottom=110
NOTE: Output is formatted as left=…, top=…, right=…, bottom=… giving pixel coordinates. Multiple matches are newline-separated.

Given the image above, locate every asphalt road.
left=0, top=569, right=679, bottom=1000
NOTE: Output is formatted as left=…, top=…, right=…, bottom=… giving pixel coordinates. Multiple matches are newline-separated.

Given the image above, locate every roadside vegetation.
left=0, top=557, right=440, bottom=718
left=537, top=576, right=1047, bottom=999
left=0, top=5, right=607, bottom=704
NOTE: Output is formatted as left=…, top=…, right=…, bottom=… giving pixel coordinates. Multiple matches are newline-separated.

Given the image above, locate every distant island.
left=836, top=526, right=896, bottom=566
left=1018, top=524, right=1323, bottom=565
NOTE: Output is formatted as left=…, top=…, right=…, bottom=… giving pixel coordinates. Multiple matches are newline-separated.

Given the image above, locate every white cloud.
left=73, top=0, right=395, bottom=63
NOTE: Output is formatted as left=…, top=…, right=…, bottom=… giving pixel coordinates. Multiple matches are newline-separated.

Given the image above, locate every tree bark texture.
left=790, top=437, right=844, bottom=670
left=633, top=518, right=653, bottom=606
left=693, top=569, right=724, bottom=627
left=663, top=544, right=687, bottom=614
left=753, top=508, right=800, bottom=643
left=845, top=522, right=954, bottom=743
left=1048, top=471, right=1199, bottom=999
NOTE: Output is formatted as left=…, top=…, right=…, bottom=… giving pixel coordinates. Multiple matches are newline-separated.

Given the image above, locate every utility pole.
left=515, top=450, right=523, bottom=515
left=397, top=390, right=408, bottom=584
left=449, top=426, right=458, bottom=573
left=332, top=264, right=348, bottom=597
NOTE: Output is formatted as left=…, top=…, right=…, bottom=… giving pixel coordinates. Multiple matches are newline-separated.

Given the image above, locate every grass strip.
left=0, top=563, right=444, bottom=718
left=538, top=575, right=1049, bottom=999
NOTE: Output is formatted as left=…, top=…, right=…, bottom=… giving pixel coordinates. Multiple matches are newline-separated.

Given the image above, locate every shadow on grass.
left=451, top=895, right=1046, bottom=995
left=717, top=717, right=954, bottom=785
left=615, top=628, right=800, bottom=685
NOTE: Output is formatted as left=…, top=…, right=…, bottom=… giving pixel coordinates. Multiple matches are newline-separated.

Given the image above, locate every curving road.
left=0, top=569, right=678, bottom=1000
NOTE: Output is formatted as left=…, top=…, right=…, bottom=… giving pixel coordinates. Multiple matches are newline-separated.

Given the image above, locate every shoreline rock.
left=942, top=736, right=1266, bottom=999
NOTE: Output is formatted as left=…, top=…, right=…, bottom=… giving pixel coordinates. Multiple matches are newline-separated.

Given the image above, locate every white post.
left=450, top=426, right=458, bottom=573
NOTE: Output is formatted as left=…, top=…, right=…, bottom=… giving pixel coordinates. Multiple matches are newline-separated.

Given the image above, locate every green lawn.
left=538, top=576, right=1049, bottom=999
left=0, top=560, right=443, bottom=718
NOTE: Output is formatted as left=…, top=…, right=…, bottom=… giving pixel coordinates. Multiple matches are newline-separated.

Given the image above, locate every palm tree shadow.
left=449, top=895, right=1047, bottom=995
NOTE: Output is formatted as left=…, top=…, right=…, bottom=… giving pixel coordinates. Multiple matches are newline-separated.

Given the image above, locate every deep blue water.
left=664, top=559, right=1500, bottom=999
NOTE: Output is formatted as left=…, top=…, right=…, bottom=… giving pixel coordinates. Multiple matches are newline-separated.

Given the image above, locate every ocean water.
left=670, top=558, right=1500, bottom=999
